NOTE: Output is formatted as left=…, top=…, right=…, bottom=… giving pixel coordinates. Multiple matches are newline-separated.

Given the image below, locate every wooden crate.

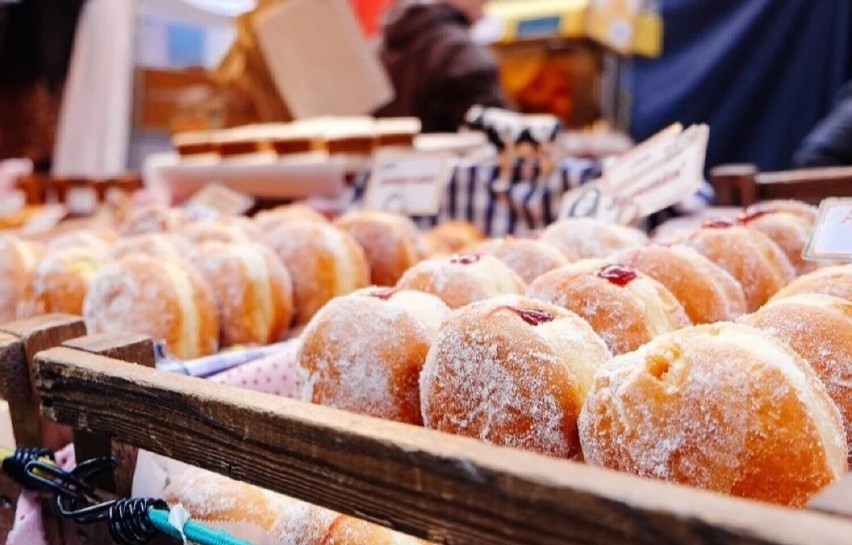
left=0, top=316, right=844, bottom=545
left=710, top=164, right=852, bottom=206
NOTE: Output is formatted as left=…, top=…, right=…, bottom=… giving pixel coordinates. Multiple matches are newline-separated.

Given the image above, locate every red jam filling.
left=703, top=218, right=735, bottom=229
left=738, top=205, right=777, bottom=224
left=368, top=287, right=400, bottom=300
left=450, top=253, right=481, bottom=265
left=598, top=264, right=638, bottom=286
left=500, top=306, right=554, bottom=326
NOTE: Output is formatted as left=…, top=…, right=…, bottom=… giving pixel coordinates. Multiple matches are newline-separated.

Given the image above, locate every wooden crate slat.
left=33, top=347, right=852, bottom=545
left=710, top=163, right=852, bottom=206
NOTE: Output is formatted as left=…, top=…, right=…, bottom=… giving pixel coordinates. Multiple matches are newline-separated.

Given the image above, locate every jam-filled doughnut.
left=267, top=220, right=370, bottom=325
left=737, top=207, right=817, bottom=275
left=191, top=242, right=294, bottom=347
left=396, top=253, right=525, bottom=309
left=740, top=293, right=852, bottom=462
left=420, top=295, right=611, bottom=458
left=253, top=203, right=328, bottom=232
left=109, top=233, right=191, bottom=261
left=421, top=220, right=485, bottom=255
left=743, top=200, right=819, bottom=224
left=298, top=288, right=450, bottom=424
left=0, top=235, right=42, bottom=321
left=527, top=262, right=690, bottom=355
left=22, top=246, right=105, bottom=317
left=45, top=229, right=118, bottom=253
left=334, top=211, right=424, bottom=286
left=475, top=237, right=569, bottom=284
left=541, top=218, right=648, bottom=261
left=578, top=322, right=847, bottom=507
left=680, top=220, right=795, bottom=311
left=181, top=217, right=265, bottom=246
left=83, top=254, right=218, bottom=359
left=771, top=264, right=852, bottom=303
left=614, top=245, right=747, bottom=324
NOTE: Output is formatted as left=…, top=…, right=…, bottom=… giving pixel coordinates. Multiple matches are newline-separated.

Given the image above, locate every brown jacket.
left=374, top=2, right=507, bottom=133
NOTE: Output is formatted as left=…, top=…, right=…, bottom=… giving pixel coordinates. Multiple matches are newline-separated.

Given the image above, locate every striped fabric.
left=350, top=158, right=714, bottom=236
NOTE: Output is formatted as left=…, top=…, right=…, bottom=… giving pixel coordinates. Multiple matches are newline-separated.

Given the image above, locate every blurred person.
left=793, top=81, right=852, bottom=167
left=374, top=0, right=509, bottom=132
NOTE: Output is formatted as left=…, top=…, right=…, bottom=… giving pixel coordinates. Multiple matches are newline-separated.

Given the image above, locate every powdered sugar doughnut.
left=771, top=264, right=852, bottom=302
left=20, top=246, right=105, bottom=317
left=267, top=221, right=370, bottom=325
left=740, top=294, right=852, bottom=462
left=420, top=295, right=611, bottom=458
left=323, top=516, right=429, bottom=545
left=334, top=211, right=424, bottom=286
left=191, top=242, right=294, bottom=347
left=541, top=218, right=648, bottom=261
left=475, top=238, right=569, bottom=284
left=527, top=263, right=690, bottom=355
left=83, top=254, right=218, bottom=359
left=298, top=288, right=450, bottom=424
left=744, top=200, right=819, bottom=224
left=254, top=203, right=328, bottom=232
left=680, top=221, right=796, bottom=311
left=423, top=221, right=485, bottom=254
left=578, top=322, right=847, bottom=507
left=181, top=217, right=265, bottom=246
left=396, top=253, right=525, bottom=309
left=614, top=245, right=747, bottom=324
left=109, top=234, right=191, bottom=261
left=120, top=206, right=191, bottom=235
left=45, top=229, right=117, bottom=253
left=738, top=208, right=818, bottom=275
left=0, top=235, right=42, bottom=321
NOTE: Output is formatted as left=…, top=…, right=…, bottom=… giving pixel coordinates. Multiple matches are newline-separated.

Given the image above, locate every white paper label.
left=66, top=186, right=98, bottom=215
left=803, top=198, right=852, bottom=261
left=364, top=152, right=453, bottom=215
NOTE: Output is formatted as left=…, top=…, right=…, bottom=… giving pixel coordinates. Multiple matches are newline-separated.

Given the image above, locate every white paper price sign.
left=560, top=123, right=709, bottom=224
left=364, top=152, right=454, bottom=215
left=803, top=198, right=852, bottom=261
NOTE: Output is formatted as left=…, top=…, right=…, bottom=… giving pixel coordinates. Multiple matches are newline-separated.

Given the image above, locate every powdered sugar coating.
left=741, top=211, right=818, bottom=275
left=614, top=244, right=748, bottom=324
left=681, top=226, right=796, bottom=311
left=298, top=289, right=450, bottom=423
left=109, top=233, right=191, bottom=261
left=541, top=218, right=648, bottom=261
left=0, top=235, right=42, bottom=322
left=253, top=203, right=328, bottom=232
left=420, top=295, right=611, bottom=458
left=771, top=264, right=852, bottom=303
left=119, top=205, right=191, bottom=236
left=45, top=229, right=117, bottom=253
left=396, top=254, right=525, bottom=309
left=475, top=238, right=569, bottom=284
left=741, top=293, right=852, bottom=463
left=578, top=322, right=847, bottom=507
left=20, top=246, right=105, bottom=317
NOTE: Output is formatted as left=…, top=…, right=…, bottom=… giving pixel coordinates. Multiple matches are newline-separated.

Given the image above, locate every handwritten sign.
left=364, top=152, right=453, bottom=215
left=559, top=123, right=709, bottom=224
left=803, top=198, right=852, bottom=261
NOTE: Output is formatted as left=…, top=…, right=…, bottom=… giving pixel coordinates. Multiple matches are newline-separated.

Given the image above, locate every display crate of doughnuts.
left=0, top=315, right=848, bottom=545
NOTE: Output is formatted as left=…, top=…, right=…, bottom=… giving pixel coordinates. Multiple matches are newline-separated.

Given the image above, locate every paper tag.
left=364, top=152, right=453, bottom=215
left=66, top=186, right=99, bottom=216
left=186, top=183, right=254, bottom=217
left=803, top=198, right=852, bottom=261
left=560, top=124, right=709, bottom=224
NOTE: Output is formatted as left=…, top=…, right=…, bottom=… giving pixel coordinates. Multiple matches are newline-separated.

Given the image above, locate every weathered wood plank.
left=0, top=333, right=38, bottom=447
left=34, top=347, right=852, bottom=545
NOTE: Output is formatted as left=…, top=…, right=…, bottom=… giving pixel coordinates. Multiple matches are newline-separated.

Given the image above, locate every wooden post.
left=709, top=164, right=758, bottom=206
left=34, top=348, right=852, bottom=545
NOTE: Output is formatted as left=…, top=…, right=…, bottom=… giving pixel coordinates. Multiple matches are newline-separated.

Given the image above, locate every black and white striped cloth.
left=350, top=158, right=714, bottom=236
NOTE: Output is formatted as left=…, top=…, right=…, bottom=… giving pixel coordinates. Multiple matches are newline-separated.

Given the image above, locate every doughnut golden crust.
left=744, top=200, right=819, bottom=224
left=578, top=322, right=847, bottom=507
left=0, top=235, right=43, bottom=322
left=324, top=516, right=429, bottom=544
left=424, top=220, right=485, bottom=253
left=191, top=242, right=294, bottom=346
left=680, top=222, right=795, bottom=311
left=334, top=211, right=424, bottom=286
left=267, top=221, right=370, bottom=325
left=396, top=254, right=525, bottom=309
left=738, top=209, right=818, bottom=275
left=740, top=294, right=852, bottom=462
left=771, top=264, right=852, bottom=302
left=83, top=255, right=219, bottom=359
left=298, top=288, right=449, bottom=424
left=527, top=263, right=690, bottom=355
left=22, top=247, right=105, bottom=317
left=475, top=238, right=569, bottom=284
left=254, top=203, right=328, bottom=232
left=420, top=295, right=611, bottom=458
left=614, top=245, right=747, bottom=324
left=109, top=234, right=191, bottom=261
left=541, top=218, right=648, bottom=261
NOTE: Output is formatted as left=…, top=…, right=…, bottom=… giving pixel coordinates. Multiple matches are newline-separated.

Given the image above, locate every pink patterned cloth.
left=6, top=444, right=75, bottom=545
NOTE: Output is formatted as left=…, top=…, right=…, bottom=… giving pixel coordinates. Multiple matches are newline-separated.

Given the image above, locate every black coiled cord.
left=107, top=497, right=169, bottom=545
left=2, top=447, right=54, bottom=490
